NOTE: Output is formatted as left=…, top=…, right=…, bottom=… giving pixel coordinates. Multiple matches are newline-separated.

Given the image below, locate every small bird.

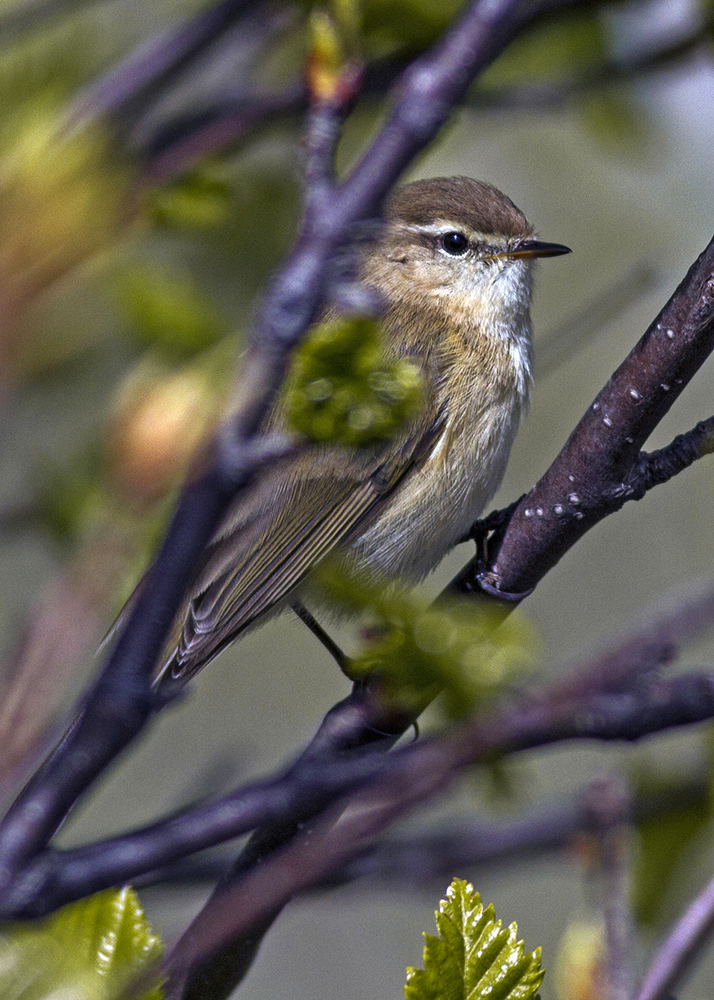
left=155, top=176, right=570, bottom=684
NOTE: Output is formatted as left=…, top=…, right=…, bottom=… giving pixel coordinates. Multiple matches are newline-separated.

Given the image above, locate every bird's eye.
left=440, top=231, right=469, bottom=256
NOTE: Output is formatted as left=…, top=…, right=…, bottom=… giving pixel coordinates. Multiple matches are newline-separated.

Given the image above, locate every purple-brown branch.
left=585, top=777, right=633, bottom=1000
left=455, top=236, right=714, bottom=599
left=0, top=0, right=542, bottom=914
left=636, top=868, right=714, bottom=1000
left=161, top=669, right=714, bottom=984
left=133, top=774, right=707, bottom=891
left=0, top=0, right=713, bottom=995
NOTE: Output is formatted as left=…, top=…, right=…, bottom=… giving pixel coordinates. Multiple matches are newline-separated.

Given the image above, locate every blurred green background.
left=2, top=0, right=714, bottom=996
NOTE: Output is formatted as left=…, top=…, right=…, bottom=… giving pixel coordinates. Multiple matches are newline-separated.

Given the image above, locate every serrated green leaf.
left=405, top=879, right=544, bottom=1000
left=0, top=886, right=164, bottom=1000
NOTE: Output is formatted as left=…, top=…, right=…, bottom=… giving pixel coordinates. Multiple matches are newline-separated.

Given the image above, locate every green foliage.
left=115, top=265, right=228, bottom=360
left=0, top=20, right=103, bottom=149
left=405, top=878, right=544, bottom=1000
left=360, top=0, right=461, bottom=55
left=481, top=14, right=607, bottom=88
left=38, top=448, right=107, bottom=545
left=285, top=316, right=422, bottom=447
left=0, top=886, right=164, bottom=1000
left=148, top=168, right=234, bottom=231
left=310, top=560, right=535, bottom=716
left=631, top=765, right=712, bottom=928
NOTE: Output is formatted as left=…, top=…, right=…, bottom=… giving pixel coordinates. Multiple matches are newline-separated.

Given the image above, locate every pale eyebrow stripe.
left=401, top=222, right=491, bottom=242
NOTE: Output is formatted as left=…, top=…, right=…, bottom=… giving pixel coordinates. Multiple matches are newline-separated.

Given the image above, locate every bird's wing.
left=160, top=406, right=445, bottom=683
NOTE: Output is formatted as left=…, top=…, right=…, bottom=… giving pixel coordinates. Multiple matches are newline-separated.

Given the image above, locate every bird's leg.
left=463, top=494, right=533, bottom=603
left=291, top=601, right=353, bottom=675
left=463, top=494, right=524, bottom=551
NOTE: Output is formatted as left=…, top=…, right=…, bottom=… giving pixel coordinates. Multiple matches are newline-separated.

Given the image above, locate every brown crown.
left=386, top=176, right=533, bottom=240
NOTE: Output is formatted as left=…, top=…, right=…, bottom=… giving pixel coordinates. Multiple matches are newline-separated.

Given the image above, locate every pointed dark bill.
left=500, top=240, right=571, bottom=259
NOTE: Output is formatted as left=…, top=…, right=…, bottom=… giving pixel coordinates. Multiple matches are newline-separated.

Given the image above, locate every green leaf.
left=405, top=879, right=544, bottom=1000
left=0, top=886, right=164, bottom=1000
left=631, top=767, right=711, bottom=928
left=285, top=316, right=423, bottom=447
left=480, top=13, right=606, bottom=88
left=115, top=265, right=227, bottom=359
left=309, top=559, right=536, bottom=717
left=360, top=0, right=462, bottom=55
left=148, top=169, right=234, bottom=231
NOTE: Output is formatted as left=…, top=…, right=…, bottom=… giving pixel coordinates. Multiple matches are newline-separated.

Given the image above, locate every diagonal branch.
left=454, top=234, right=714, bottom=600
left=0, top=0, right=546, bottom=913
left=636, top=867, right=714, bottom=1000
left=634, top=415, right=714, bottom=492
left=133, top=775, right=708, bottom=892
left=161, top=669, right=714, bottom=985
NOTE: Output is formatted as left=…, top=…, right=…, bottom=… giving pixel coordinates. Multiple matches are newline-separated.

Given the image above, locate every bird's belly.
left=349, top=402, right=520, bottom=581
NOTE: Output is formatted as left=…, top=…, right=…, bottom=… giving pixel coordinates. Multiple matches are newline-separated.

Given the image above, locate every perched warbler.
left=151, top=176, right=569, bottom=684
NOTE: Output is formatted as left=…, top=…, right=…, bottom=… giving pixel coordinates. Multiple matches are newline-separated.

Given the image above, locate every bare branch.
left=634, top=415, right=714, bottom=492
left=135, top=17, right=710, bottom=182
left=162, top=670, right=714, bottom=982
left=636, top=869, right=714, bottom=1000
left=67, top=0, right=267, bottom=129
left=455, top=233, right=714, bottom=600
left=0, top=433, right=294, bottom=881
left=585, top=777, right=633, bottom=1000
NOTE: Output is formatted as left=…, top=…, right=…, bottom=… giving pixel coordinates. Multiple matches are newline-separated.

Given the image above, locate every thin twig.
left=67, top=0, right=265, bottom=129
left=585, top=776, right=633, bottom=1000
left=134, top=775, right=708, bottom=891
left=635, top=415, right=714, bottom=492
left=0, top=434, right=294, bottom=883
left=134, top=19, right=709, bottom=182
left=3, top=665, right=714, bottom=921
left=636, top=870, right=714, bottom=1000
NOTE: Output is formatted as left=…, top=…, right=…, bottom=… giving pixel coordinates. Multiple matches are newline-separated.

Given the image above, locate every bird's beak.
left=498, top=240, right=571, bottom=260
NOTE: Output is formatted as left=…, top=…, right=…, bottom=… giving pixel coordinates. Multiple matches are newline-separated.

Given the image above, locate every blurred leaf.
left=0, top=886, right=164, bottom=1000
left=148, top=169, right=234, bottom=231
left=405, top=878, right=544, bottom=1000
left=306, top=0, right=363, bottom=103
left=0, top=20, right=102, bottom=146
left=360, top=0, right=461, bottom=55
left=481, top=13, right=607, bottom=88
left=285, top=316, right=423, bottom=448
left=310, top=559, right=536, bottom=716
left=38, top=448, right=106, bottom=546
left=106, top=352, right=231, bottom=503
left=554, top=918, right=604, bottom=1000
left=0, top=110, right=131, bottom=365
left=115, top=265, right=228, bottom=359
left=577, top=90, right=651, bottom=154
left=631, top=769, right=711, bottom=928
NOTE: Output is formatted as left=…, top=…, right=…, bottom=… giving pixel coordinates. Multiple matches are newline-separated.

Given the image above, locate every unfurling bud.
left=305, top=8, right=363, bottom=105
